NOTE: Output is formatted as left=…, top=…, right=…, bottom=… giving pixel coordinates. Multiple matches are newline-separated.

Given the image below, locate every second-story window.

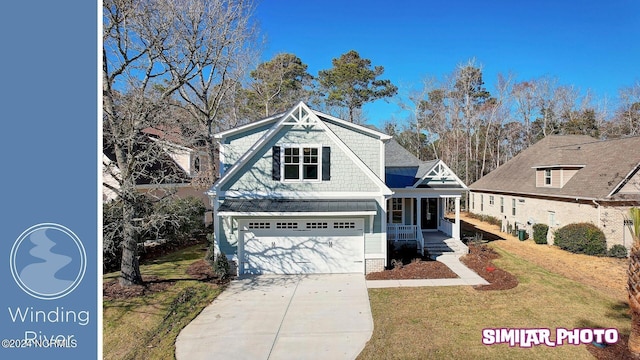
left=283, top=146, right=320, bottom=181
left=544, top=169, right=552, bottom=185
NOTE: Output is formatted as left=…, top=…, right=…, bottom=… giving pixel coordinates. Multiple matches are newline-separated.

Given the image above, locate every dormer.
left=532, top=165, right=585, bottom=188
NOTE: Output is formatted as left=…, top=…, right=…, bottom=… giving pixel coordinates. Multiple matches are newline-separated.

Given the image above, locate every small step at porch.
left=422, top=231, right=468, bottom=259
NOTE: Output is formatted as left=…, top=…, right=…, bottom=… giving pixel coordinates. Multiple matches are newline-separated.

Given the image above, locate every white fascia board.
left=219, top=191, right=385, bottom=199
left=311, top=109, right=392, bottom=140
left=218, top=211, right=377, bottom=217
left=213, top=113, right=283, bottom=140
left=379, top=140, right=385, bottom=178
left=149, top=137, right=193, bottom=153
left=218, top=141, right=226, bottom=177
left=531, top=164, right=586, bottom=169
left=211, top=106, right=300, bottom=192
left=391, top=188, right=465, bottom=197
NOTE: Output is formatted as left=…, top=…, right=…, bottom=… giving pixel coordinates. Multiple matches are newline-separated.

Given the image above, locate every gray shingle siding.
left=220, top=125, right=380, bottom=193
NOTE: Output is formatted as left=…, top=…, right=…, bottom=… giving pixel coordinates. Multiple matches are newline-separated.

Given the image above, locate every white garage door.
left=240, top=218, right=365, bottom=274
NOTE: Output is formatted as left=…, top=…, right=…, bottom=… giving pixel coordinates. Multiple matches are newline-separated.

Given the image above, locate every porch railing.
left=387, top=224, right=424, bottom=255
left=439, top=218, right=453, bottom=237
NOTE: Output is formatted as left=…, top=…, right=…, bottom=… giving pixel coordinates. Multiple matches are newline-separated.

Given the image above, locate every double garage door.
left=239, top=218, right=365, bottom=274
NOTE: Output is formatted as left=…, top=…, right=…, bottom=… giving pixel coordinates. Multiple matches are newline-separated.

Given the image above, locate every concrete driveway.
left=175, top=274, right=373, bottom=360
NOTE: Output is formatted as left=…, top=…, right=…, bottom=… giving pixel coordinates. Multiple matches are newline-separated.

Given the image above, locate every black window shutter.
left=272, top=146, right=281, bottom=180
left=322, top=146, right=331, bottom=180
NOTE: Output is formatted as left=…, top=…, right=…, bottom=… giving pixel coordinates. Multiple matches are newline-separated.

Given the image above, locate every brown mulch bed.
left=103, top=275, right=174, bottom=300
left=461, top=244, right=519, bottom=291
left=365, top=259, right=458, bottom=280
left=185, top=259, right=216, bottom=280
left=365, top=244, right=518, bottom=291
left=587, top=334, right=637, bottom=360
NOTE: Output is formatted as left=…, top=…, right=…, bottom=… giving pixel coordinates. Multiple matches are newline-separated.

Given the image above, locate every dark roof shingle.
left=469, top=135, right=640, bottom=200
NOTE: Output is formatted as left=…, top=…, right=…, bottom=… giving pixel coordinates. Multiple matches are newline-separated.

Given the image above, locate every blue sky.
left=254, top=0, right=640, bottom=126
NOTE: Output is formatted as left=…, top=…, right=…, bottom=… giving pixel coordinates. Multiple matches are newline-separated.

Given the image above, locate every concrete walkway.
left=366, top=254, right=489, bottom=288
left=176, top=274, right=373, bottom=360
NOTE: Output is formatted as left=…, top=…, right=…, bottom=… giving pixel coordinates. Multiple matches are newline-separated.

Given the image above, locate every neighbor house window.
left=283, top=146, right=320, bottom=181
left=548, top=211, right=556, bottom=227
left=512, top=198, right=516, bottom=216
left=471, top=194, right=475, bottom=210
left=392, top=198, right=403, bottom=224
left=500, top=197, right=504, bottom=213
left=489, top=196, right=494, bottom=205
left=480, top=194, right=484, bottom=211
left=193, top=156, right=201, bottom=173
left=544, top=169, right=552, bottom=186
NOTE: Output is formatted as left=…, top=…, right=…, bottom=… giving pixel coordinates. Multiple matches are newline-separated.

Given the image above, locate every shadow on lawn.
left=459, top=219, right=505, bottom=243
left=578, top=301, right=634, bottom=360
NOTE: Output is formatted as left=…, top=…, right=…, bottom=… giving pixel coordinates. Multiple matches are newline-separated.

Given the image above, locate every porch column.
left=454, top=196, right=461, bottom=240
left=416, top=196, right=421, bottom=230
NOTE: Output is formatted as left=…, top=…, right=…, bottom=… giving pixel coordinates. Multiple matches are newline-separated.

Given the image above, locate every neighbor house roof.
left=469, top=135, right=640, bottom=201
left=103, top=135, right=191, bottom=186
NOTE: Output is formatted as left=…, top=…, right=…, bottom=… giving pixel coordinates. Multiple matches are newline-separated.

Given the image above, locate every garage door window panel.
left=306, top=222, right=328, bottom=229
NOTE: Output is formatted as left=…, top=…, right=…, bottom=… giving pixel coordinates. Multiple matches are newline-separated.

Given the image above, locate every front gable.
left=212, top=102, right=391, bottom=196
left=413, top=161, right=468, bottom=189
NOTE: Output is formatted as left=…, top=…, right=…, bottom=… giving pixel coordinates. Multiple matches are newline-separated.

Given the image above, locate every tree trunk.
left=119, top=191, right=142, bottom=286
left=629, top=240, right=640, bottom=357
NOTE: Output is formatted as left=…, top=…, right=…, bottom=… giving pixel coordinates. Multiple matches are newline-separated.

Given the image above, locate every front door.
left=421, top=198, right=438, bottom=230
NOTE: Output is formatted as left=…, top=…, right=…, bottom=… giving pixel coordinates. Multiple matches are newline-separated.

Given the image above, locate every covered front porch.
left=386, top=195, right=465, bottom=257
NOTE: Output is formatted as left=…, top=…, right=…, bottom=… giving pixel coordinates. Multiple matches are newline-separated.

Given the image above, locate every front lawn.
left=358, top=245, right=630, bottom=359
left=103, top=243, right=223, bottom=360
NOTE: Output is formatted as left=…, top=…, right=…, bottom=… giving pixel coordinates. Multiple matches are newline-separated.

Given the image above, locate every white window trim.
left=544, top=169, right=552, bottom=187
left=281, top=144, right=323, bottom=183
left=390, top=198, right=404, bottom=224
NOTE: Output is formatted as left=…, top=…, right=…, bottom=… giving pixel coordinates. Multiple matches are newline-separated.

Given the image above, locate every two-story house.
left=207, top=102, right=468, bottom=275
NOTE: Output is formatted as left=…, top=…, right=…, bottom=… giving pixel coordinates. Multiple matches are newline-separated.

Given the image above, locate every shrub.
left=467, top=212, right=501, bottom=227
left=554, top=223, right=607, bottom=256
left=213, top=251, right=230, bottom=279
left=532, top=223, right=549, bottom=244
left=151, top=196, right=206, bottom=243
left=608, top=244, right=628, bottom=258
left=102, top=196, right=206, bottom=273
left=387, top=242, right=418, bottom=267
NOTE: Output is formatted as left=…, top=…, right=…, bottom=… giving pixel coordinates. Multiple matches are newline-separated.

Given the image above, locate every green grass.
left=103, top=244, right=222, bottom=360
left=358, top=245, right=630, bottom=359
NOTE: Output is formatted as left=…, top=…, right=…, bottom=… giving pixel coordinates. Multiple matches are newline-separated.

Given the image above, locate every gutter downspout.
left=592, top=200, right=601, bottom=229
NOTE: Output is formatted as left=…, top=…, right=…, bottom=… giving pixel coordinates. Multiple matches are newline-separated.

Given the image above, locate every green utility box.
left=518, top=229, right=526, bottom=241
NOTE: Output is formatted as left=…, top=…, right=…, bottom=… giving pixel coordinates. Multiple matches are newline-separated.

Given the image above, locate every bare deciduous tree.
left=103, top=0, right=257, bottom=286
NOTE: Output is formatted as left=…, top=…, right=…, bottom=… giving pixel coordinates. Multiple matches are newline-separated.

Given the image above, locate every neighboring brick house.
left=206, top=102, right=467, bottom=275
left=468, top=135, right=640, bottom=250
